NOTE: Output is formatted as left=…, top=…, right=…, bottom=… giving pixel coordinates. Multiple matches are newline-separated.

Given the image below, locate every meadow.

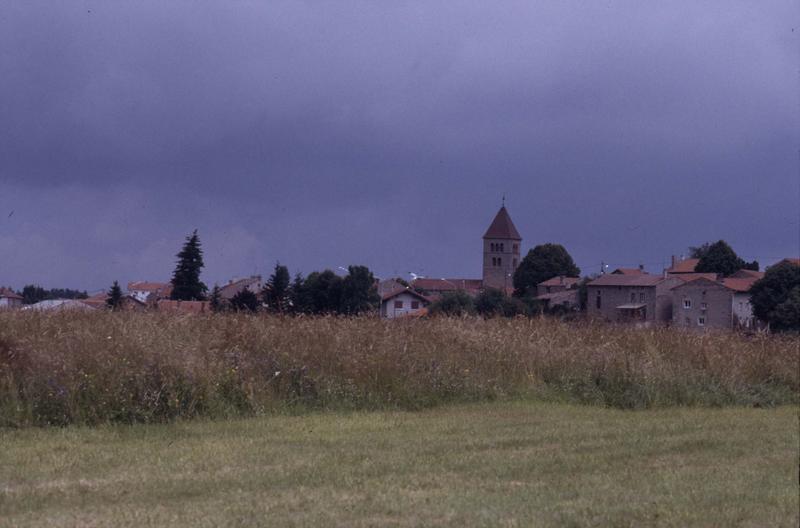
left=0, top=312, right=797, bottom=426
left=1, top=402, right=797, bottom=527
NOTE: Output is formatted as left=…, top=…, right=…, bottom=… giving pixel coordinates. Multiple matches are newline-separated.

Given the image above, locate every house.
left=81, top=291, right=147, bottom=311
left=536, top=276, right=579, bottom=296
left=380, top=288, right=430, bottom=319
left=218, top=276, right=263, bottom=302
left=586, top=273, right=681, bottom=325
left=127, top=281, right=172, bottom=304
left=536, top=289, right=579, bottom=312
left=0, top=287, right=23, bottom=310
left=671, top=274, right=762, bottom=330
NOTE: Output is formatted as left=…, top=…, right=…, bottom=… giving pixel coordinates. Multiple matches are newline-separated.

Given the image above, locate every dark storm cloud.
left=0, top=1, right=797, bottom=289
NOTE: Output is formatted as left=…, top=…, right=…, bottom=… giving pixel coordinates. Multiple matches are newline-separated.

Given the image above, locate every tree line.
left=107, top=230, right=380, bottom=315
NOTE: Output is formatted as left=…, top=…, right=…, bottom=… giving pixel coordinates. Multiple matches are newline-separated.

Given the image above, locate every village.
left=1, top=205, right=796, bottom=332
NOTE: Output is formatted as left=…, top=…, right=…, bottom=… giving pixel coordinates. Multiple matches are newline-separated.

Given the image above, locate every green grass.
left=2, top=401, right=798, bottom=527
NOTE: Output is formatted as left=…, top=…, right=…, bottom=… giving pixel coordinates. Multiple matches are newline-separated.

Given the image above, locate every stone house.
left=587, top=273, right=681, bottom=325
left=127, top=281, right=173, bottom=304
left=219, top=275, right=263, bottom=303
left=671, top=275, right=763, bottom=331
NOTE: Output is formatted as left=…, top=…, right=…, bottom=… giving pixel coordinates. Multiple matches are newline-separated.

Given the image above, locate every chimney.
left=638, top=264, right=644, bottom=271
left=671, top=255, right=677, bottom=268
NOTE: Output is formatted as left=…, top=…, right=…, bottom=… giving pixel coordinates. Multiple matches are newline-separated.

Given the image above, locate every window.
left=394, top=300, right=403, bottom=309
left=411, top=301, right=419, bottom=309
left=630, top=292, right=636, bottom=303
left=639, top=292, right=646, bottom=302
left=683, top=299, right=691, bottom=309
left=500, top=243, right=504, bottom=252
left=513, top=244, right=518, bottom=252
left=491, top=257, right=497, bottom=266
left=698, top=316, right=705, bottom=326
left=491, top=243, right=496, bottom=252
left=700, top=302, right=707, bottom=310
left=497, top=257, right=502, bottom=266
left=596, top=291, right=601, bottom=309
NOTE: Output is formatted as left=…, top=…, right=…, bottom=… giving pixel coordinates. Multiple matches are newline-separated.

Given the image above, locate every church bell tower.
left=482, top=205, right=522, bottom=291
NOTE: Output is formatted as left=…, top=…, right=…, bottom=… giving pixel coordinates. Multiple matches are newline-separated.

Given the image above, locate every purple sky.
left=1, top=2, right=798, bottom=292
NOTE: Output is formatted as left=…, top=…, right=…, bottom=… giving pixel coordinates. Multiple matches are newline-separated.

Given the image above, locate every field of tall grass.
left=1, top=311, right=797, bottom=426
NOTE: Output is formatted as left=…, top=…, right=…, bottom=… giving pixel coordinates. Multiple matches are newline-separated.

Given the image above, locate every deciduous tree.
left=749, top=261, right=800, bottom=332
left=512, top=244, right=580, bottom=297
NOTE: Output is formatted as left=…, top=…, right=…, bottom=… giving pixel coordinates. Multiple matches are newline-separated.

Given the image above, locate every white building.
left=380, top=289, right=430, bottom=319
left=0, top=287, right=23, bottom=310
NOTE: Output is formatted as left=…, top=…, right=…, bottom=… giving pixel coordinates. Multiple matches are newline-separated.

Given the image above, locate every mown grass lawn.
left=1, top=401, right=798, bottom=527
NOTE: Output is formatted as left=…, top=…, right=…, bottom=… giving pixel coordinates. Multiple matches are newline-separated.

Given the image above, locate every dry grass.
left=0, top=311, right=797, bottom=426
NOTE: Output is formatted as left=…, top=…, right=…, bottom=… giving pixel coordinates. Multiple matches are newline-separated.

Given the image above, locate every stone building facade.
left=586, top=274, right=681, bottom=325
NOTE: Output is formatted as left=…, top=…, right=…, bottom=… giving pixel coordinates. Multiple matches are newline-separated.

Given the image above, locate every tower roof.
left=483, top=206, right=522, bottom=240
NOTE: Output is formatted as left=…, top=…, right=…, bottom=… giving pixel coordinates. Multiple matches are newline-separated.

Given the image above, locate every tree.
left=693, top=240, right=758, bottom=277
left=428, top=290, right=475, bottom=317
left=106, top=281, right=123, bottom=311
left=209, top=284, right=224, bottom=313
left=21, top=285, right=47, bottom=305
left=230, top=289, right=259, bottom=312
left=262, top=263, right=291, bottom=313
left=749, top=261, right=800, bottom=332
left=288, top=273, right=309, bottom=314
left=340, top=265, right=380, bottom=315
left=512, top=244, right=580, bottom=297
left=170, top=230, right=207, bottom=301
left=475, top=288, right=527, bottom=317
left=303, top=270, right=343, bottom=314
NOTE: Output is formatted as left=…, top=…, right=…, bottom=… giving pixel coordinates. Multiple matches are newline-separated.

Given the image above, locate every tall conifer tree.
left=106, top=280, right=123, bottom=310
left=170, top=230, right=208, bottom=301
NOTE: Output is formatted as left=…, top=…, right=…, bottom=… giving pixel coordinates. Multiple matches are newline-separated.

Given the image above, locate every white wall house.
left=0, top=288, right=23, bottom=310
left=380, top=289, right=430, bottom=319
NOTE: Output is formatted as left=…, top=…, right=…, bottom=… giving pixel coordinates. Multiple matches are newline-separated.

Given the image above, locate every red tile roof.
left=0, top=287, right=22, bottom=300
left=728, top=269, right=764, bottom=279
left=778, top=258, right=800, bottom=266
left=483, top=206, right=522, bottom=240
left=611, top=268, right=644, bottom=275
left=666, top=258, right=699, bottom=273
left=721, top=277, right=760, bottom=292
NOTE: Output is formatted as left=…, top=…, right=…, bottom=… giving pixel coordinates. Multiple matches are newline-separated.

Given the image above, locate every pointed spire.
left=483, top=205, right=522, bottom=240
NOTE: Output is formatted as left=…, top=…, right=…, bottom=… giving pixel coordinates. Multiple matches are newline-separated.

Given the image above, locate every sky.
left=1, top=1, right=798, bottom=292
